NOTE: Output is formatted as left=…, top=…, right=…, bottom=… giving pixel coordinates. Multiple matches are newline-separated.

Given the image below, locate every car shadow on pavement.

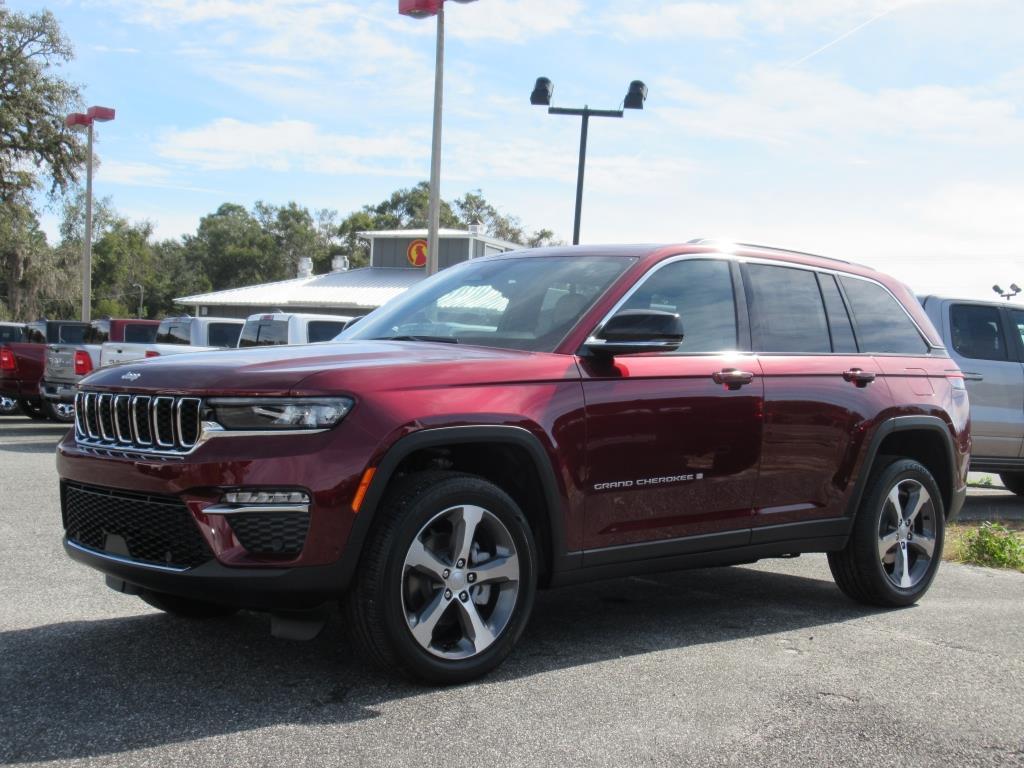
left=0, top=563, right=884, bottom=763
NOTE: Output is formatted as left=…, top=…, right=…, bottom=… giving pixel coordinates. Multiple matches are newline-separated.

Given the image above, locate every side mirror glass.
left=584, top=309, right=684, bottom=356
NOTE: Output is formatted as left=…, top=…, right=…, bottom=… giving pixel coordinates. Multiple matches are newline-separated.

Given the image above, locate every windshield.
left=341, top=255, right=634, bottom=353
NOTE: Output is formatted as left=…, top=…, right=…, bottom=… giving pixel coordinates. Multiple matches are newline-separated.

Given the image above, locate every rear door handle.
left=842, top=368, right=876, bottom=387
left=713, top=368, right=754, bottom=390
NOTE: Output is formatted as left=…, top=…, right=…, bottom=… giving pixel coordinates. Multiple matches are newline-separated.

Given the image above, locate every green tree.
left=183, top=203, right=279, bottom=291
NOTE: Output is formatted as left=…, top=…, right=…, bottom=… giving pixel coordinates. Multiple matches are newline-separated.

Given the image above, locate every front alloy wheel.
left=346, top=471, right=537, bottom=684
left=402, top=504, right=521, bottom=660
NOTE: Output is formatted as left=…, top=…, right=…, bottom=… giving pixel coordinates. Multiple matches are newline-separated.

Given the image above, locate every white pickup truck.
left=99, top=315, right=245, bottom=367
left=236, top=312, right=354, bottom=347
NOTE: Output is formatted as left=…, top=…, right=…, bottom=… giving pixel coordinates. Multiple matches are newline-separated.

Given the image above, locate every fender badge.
left=121, top=371, right=142, bottom=381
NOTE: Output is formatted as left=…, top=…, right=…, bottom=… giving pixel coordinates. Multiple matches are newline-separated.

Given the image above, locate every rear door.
left=747, top=266, right=893, bottom=530
left=945, top=302, right=1024, bottom=461
left=580, top=257, right=763, bottom=557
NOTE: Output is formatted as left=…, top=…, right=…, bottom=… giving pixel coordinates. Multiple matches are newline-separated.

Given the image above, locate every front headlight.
left=205, top=397, right=353, bottom=431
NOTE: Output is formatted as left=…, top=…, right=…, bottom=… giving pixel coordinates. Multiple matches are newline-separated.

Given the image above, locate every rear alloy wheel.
left=829, top=458, right=945, bottom=607
left=999, top=473, right=1024, bottom=497
left=42, top=400, right=76, bottom=424
left=0, top=396, right=20, bottom=416
left=346, top=471, right=537, bottom=685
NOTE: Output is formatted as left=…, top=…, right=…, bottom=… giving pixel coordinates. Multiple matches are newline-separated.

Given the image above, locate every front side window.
left=950, top=304, right=1007, bottom=361
left=840, top=278, right=929, bottom=355
left=746, top=264, right=830, bottom=354
left=0, top=325, right=25, bottom=343
left=342, top=255, right=634, bottom=353
left=617, top=259, right=737, bottom=353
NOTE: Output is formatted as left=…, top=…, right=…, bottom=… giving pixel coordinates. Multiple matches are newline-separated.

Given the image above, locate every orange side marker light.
left=351, top=467, right=376, bottom=513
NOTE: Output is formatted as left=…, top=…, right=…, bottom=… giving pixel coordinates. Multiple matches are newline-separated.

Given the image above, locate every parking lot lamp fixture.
left=399, top=0, right=478, bottom=276
left=531, top=78, right=647, bottom=245
left=992, top=284, right=1021, bottom=301
left=65, top=106, right=116, bottom=322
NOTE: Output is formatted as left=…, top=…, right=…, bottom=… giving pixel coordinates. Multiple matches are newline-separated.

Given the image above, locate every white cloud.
left=603, top=2, right=743, bottom=40
left=98, top=160, right=172, bottom=186
left=659, top=66, right=1024, bottom=147
left=158, top=118, right=429, bottom=176
left=445, top=0, right=583, bottom=43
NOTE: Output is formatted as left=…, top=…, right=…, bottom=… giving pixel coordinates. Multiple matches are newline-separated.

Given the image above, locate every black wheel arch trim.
left=847, top=415, right=962, bottom=520
left=341, top=425, right=577, bottom=588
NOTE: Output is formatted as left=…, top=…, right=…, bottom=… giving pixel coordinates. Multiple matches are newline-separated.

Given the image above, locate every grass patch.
left=945, top=522, right=1024, bottom=572
left=967, top=474, right=994, bottom=488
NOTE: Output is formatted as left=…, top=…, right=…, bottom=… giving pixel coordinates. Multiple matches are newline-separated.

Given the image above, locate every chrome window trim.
left=585, top=252, right=940, bottom=354
left=113, top=394, right=132, bottom=443
left=153, top=396, right=176, bottom=447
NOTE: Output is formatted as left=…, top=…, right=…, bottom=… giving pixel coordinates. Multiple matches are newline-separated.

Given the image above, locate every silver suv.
left=921, top=297, right=1024, bottom=494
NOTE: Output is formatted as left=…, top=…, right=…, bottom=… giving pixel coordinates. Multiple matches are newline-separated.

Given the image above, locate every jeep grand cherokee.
left=57, top=242, right=970, bottom=684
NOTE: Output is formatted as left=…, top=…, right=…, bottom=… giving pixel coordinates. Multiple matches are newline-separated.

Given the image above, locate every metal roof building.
left=175, top=227, right=520, bottom=318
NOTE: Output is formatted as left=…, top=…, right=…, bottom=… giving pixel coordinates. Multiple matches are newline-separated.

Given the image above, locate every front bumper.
left=64, top=538, right=353, bottom=610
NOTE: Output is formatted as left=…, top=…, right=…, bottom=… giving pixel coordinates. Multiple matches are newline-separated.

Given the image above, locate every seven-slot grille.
left=75, top=391, right=202, bottom=455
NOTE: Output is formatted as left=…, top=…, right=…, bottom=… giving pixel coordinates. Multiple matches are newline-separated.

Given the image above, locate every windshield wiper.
left=373, top=335, right=459, bottom=344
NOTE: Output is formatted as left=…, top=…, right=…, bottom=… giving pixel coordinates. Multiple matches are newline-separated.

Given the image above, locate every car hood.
left=79, top=340, right=579, bottom=396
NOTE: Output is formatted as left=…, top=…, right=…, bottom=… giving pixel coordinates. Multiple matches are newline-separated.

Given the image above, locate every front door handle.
left=842, top=368, right=876, bottom=387
left=713, top=368, right=754, bottom=390
left=962, top=372, right=984, bottom=382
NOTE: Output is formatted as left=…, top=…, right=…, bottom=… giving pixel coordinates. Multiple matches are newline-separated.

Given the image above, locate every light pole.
left=530, top=78, right=648, bottom=245
left=65, top=106, right=116, bottom=322
left=399, top=0, right=477, bottom=276
left=993, top=284, right=1021, bottom=301
left=132, top=282, right=145, bottom=318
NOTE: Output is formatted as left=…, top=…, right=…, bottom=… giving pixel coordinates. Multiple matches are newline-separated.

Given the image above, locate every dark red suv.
left=57, top=242, right=970, bottom=683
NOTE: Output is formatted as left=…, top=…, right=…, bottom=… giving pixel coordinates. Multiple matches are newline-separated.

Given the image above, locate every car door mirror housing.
left=584, top=309, right=685, bottom=356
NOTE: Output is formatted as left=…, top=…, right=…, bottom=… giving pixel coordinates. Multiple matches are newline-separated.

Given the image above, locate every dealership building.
left=175, top=227, right=520, bottom=319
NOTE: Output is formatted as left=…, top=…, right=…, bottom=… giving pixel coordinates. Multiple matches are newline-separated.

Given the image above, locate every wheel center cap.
left=448, top=570, right=467, bottom=589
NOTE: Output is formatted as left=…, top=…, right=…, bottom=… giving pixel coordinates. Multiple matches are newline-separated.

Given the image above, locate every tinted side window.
left=746, top=264, right=830, bottom=353
left=123, top=324, right=158, bottom=343
left=950, top=305, right=1007, bottom=361
left=84, top=322, right=110, bottom=344
left=840, top=278, right=928, bottom=354
left=1011, top=310, right=1024, bottom=356
left=0, top=325, right=26, bottom=343
left=208, top=323, right=242, bottom=348
left=307, top=321, right=346, bottom=343
left=819, top=274, right=858, bottom=353
left=58, top=324, right=87, bottom=344
left=156, top=322, right=191, bottom=345
left=618, top=259, right=737, bottom=353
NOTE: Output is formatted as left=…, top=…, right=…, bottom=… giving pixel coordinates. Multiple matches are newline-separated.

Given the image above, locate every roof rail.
left=687, top=238, right=870, bottom=269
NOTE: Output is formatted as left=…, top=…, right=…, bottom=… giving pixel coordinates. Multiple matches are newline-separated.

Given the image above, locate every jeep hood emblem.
left=121, top=371, right=142, bottom=381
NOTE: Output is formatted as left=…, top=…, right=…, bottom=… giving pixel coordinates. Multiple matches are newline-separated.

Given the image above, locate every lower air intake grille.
left=62, top=482, right=212, bottom=569
left=227, top=513, right=309, bottom=556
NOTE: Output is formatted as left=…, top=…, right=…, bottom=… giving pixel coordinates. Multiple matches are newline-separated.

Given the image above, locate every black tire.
left=999, top=472, right=1024, bottom=497
left=41, top=399, right=76, bottom=424
left=828, top=457, right=945, bottom=607
left=18, top=399, right=47, bottom=420
left=139, top=591, right=240, bottom=619
left=345, top=471, right=538, bottom=685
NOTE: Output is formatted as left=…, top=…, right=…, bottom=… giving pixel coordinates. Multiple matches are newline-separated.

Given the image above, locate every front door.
left=579, top=258, right=763, bottom=558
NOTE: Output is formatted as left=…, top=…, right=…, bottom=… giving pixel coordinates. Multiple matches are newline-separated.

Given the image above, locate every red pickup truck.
left=1, top=320, right=88, bottom=420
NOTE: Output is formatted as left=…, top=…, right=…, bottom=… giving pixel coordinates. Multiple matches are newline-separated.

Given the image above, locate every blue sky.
left=16, top=0, right=1024, bottom=299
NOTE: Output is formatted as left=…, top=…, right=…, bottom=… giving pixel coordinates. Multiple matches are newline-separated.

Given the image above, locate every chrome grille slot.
left=85, top=393, right=100, bottom=438
left=98, top=394, right=115, bottom=441
left=153, top=397, right=176, bottom=447
left=74, top=390, right=205, bottom=458
left=177, top=398, right=202, bottom=447
left=114, top=395, right=133, bottom=443
left=132, top=395, right=152, bottom=445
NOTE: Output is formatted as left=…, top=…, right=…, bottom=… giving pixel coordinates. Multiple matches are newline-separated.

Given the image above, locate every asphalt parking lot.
left=2, top=416, right=1022, bottom=767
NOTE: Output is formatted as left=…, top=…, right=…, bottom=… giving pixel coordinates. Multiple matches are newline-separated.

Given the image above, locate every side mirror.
left=584, top=309, right=684, bottom=356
